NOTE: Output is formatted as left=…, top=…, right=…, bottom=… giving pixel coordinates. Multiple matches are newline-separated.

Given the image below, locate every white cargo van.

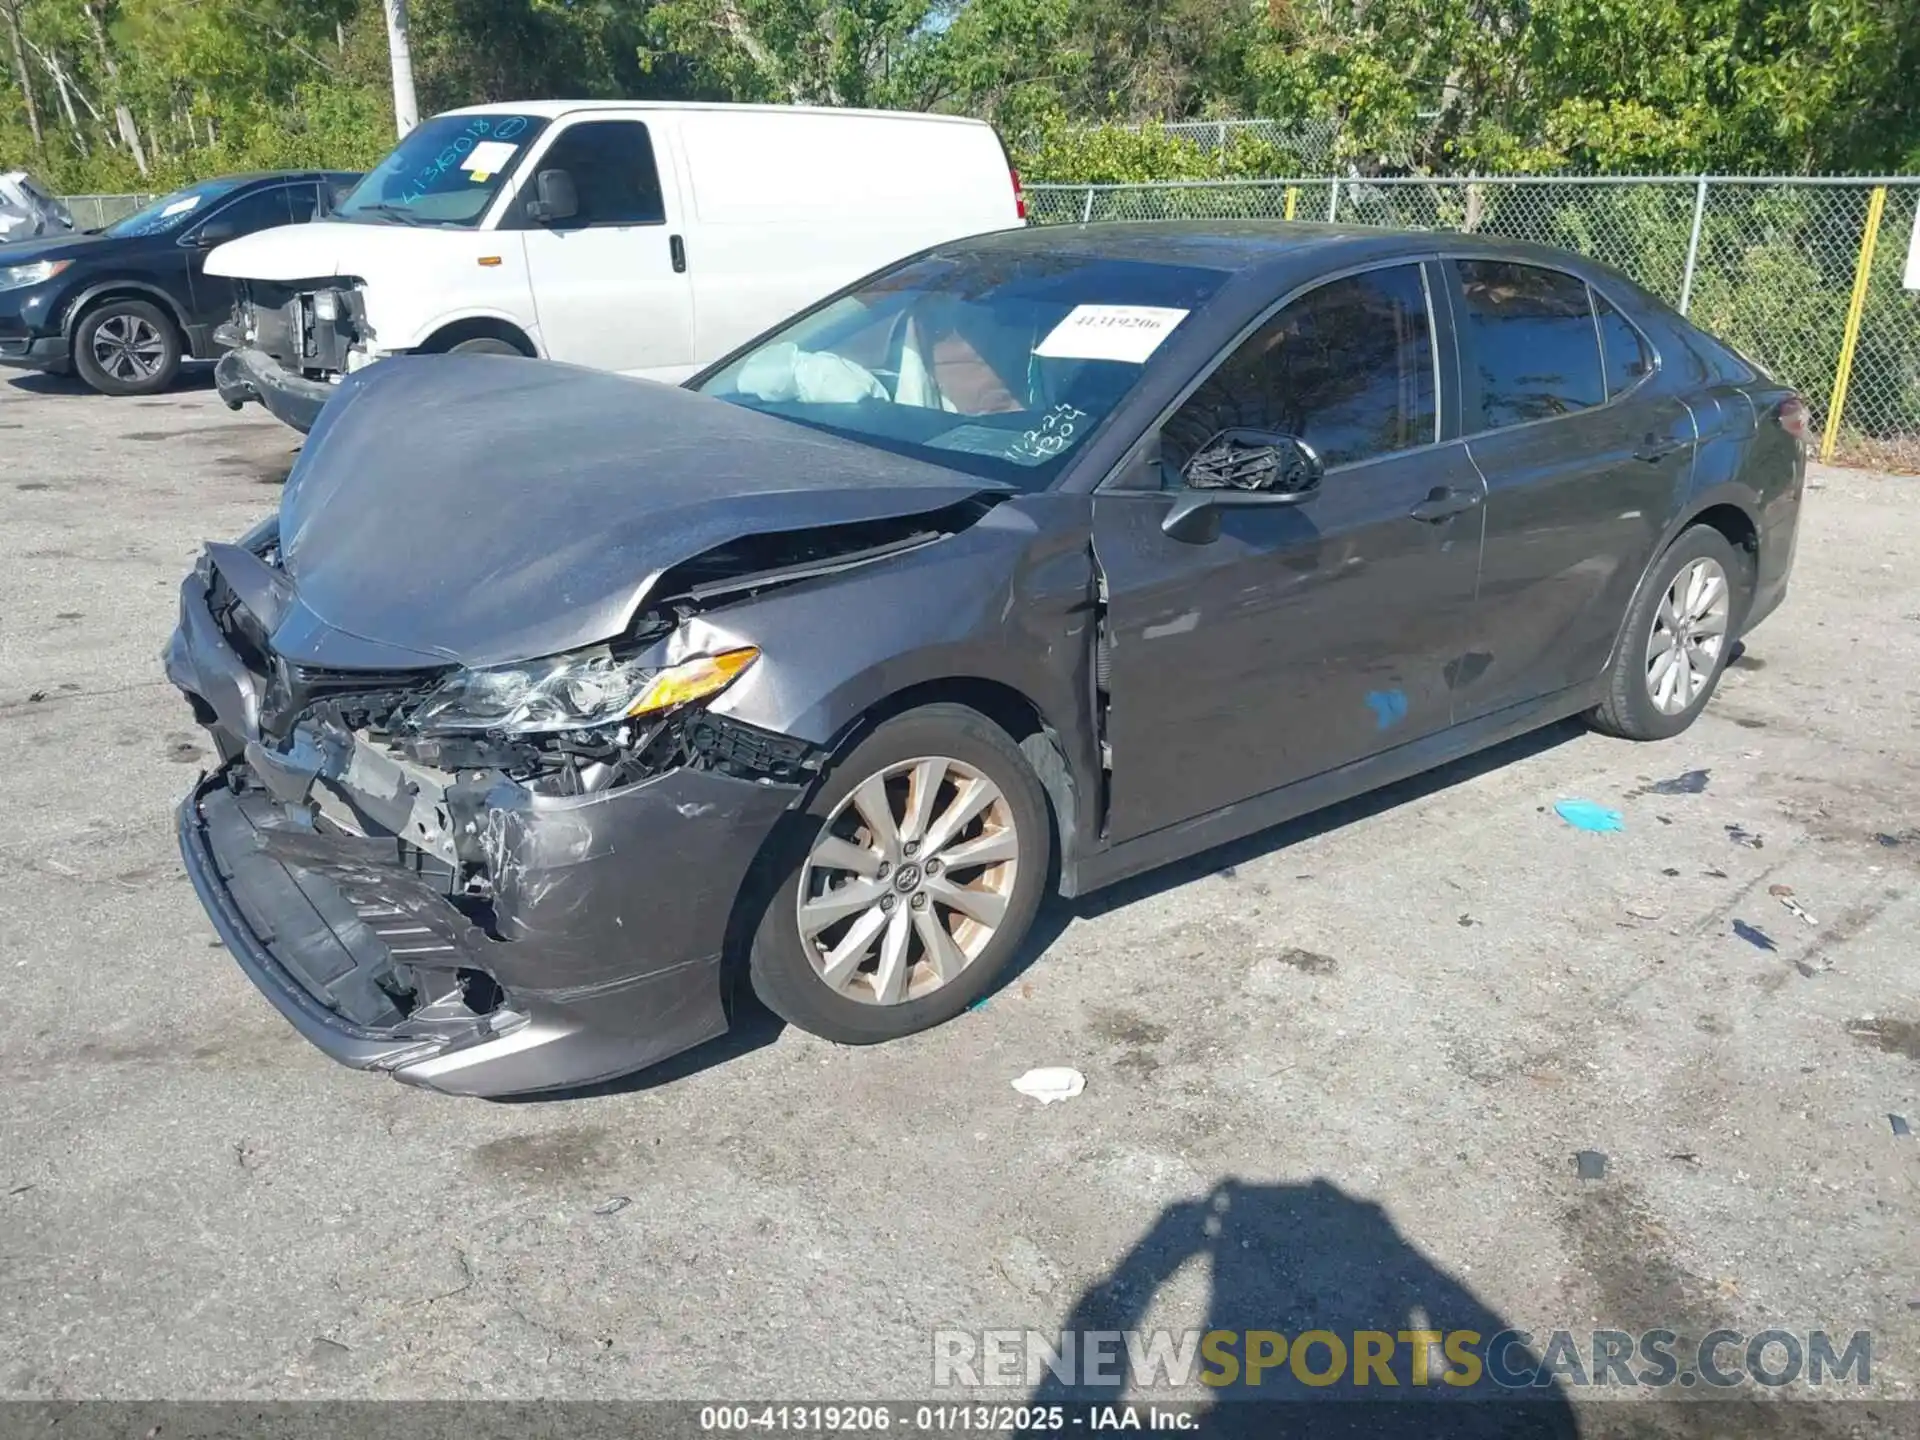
left=205, top=100, right=1026, bottom=430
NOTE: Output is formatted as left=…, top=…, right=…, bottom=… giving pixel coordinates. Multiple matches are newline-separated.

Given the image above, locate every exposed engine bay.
left=223, top=277, right=371, bottom=381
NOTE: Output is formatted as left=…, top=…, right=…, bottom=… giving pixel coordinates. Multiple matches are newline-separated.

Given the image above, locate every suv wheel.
left=73, top=298, right=182, bottom=396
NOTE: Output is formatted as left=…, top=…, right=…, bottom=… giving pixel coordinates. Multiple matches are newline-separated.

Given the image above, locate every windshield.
left=694, top=249, right=1228, bottom=489
left=105, top=178, right=245, bottom=237
left=334, top=112, right=550, bottom=228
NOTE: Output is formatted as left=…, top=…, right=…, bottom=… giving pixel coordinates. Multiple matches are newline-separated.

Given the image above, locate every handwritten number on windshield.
left=1012, top=404, right=1089, bottom=461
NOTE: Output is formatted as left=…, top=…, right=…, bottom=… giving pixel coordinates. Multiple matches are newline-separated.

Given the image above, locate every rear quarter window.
left=1455, top=259, right=1606, bottom=429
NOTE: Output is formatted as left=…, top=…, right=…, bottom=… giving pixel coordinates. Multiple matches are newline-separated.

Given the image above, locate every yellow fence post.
left=1822, top=185, right=1888, bottom=462
left=1284, top=186, right=1298, bottom=221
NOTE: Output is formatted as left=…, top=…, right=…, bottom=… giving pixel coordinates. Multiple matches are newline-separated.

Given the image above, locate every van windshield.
left=694, top=249, right=1228, bottom=490
left=334, top=112, right=549, bottom=228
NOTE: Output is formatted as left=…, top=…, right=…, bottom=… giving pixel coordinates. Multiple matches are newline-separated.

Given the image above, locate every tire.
left=446, top=337, right=526, bottom=357
left=748, top=703, right=1053, bottom=1045
left=1587, top=524, right=1750, bottom=741
left=72, top=298, right=182, bottom=396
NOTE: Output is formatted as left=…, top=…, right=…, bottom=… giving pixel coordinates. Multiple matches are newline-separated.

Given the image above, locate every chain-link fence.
left=1083, top=118, right=1343, bottom=172
left=58, top=193, right=156, bottom=230
left=1031, top=174, right=1920, bottom=473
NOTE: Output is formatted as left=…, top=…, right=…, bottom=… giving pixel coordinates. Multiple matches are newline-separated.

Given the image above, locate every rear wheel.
left=1588, top=524, right=1748, bottom=740
left=748, top=704, right=1052, bottom=1044
left=72, top=298, right=181, bottom=396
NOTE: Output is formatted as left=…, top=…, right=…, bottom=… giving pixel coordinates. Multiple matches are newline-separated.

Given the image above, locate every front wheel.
left=1587, top=524, right=1749, bottom=741
left=748, top=704, right=1052, bottom=1044
left=72, top=298, right=182, bottom=396
left=446, top=337, right=526, bottom=357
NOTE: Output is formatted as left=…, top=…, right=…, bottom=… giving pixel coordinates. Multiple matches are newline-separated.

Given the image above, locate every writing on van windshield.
left=400, top=114, right=531, bottom=203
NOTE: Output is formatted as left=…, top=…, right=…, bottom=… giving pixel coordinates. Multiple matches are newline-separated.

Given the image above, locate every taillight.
left=1010, top=167, right=1027, bottom=221
left=1777, top=395, right=1809, bottom=440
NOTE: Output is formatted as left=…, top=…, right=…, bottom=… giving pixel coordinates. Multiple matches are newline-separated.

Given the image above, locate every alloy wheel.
left=796, top=755, right=1021, bottom=1005
left=1645, top=556, right=1731, bottom=715
left=90, top=314, right=167, bottom=383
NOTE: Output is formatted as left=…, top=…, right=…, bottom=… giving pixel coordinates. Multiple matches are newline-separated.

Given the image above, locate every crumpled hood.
left=269, top=354, right=1002, bottom=670
left=206, top=218, right=441, bottom=281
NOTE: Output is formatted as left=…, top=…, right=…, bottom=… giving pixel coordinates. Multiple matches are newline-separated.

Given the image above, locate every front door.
left=511, top=118, right=694, bottom=376
left=1093, top=261, right=1488, bottom=844
left=184, top=183, right=301, bottom=335
left=1445, top=260, right=1698, bottom=720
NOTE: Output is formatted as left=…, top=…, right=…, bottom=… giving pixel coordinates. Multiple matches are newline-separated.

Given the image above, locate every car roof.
left=206, top=169, right=359, bottom=184
left=438, top=99, right=992, bottom=129
left=944, top=220, right=1626, bottom=289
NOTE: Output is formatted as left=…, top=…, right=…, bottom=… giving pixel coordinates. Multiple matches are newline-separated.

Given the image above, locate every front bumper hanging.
left=215, top=346, right=335, bottom=434
left=167, top=571, right=805, bottom=1096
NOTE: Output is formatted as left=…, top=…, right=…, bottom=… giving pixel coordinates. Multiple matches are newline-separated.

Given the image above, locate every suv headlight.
left=406, top=646, right=759, bottom=736
left=0, top=258, right=71, bottom=291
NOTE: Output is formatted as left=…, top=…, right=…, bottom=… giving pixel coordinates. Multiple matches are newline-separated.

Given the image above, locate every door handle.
left=1408, top=485, right=1482, bottom=523
left=669, top=234, right=687, bottom=273
left=1634, top=433, right=1687, bottom=463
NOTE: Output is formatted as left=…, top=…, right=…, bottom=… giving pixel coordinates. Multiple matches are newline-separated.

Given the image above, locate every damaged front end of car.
left=214, top=279, right=372, bottom=433
left=165, top=490, right=1011, bottom=1096
left=167, top=533, right=852, bottom=1097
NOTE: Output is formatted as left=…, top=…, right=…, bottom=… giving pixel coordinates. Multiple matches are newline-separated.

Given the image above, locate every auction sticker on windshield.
left=1035, top=304, right=1190, bottom=364
left=464, top=141, right=518, bottom=179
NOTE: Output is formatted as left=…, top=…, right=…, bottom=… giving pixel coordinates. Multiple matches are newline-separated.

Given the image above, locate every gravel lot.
left=2, top=369, right=1917, bottom=1418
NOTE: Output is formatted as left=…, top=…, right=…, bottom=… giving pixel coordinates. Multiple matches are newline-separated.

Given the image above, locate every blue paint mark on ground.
left=1555, top=799, right=1624, bottom=833
left=1365, top=689, right=1409, bottom=730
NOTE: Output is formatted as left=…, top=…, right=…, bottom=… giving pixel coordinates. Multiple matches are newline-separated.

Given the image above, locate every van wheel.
left=447, top=337, right=525, bottom=357
left=1588, top=525, right=1749, bottom=741
left=748, top=704, right=1052, bottom=1044
left=73, top=299, right=181, bottom=396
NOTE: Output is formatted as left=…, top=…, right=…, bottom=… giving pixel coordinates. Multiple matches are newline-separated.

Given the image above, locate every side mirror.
left=1162, top=430, right=1324, bottom=542
left=525, top=169, right=579, bottom=224
left=191, top=217, right=240, bottom=248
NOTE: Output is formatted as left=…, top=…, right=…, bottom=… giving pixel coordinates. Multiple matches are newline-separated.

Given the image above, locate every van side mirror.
left=525, top=169, right=579, bottom=224
left=1162, top=430, right=1324, bottom=543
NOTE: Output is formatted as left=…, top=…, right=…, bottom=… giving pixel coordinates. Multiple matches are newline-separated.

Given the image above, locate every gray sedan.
left=166, top=222, right=1806, bottom=1096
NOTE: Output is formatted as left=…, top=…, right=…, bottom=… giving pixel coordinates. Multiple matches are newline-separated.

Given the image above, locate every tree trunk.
left=382, top=0, right=418, bottom=136
left=83, top=0, right=149, bottom=175
left=2, top=1, right=42, bottom=151
left=48, top=54, right=86, bottom=154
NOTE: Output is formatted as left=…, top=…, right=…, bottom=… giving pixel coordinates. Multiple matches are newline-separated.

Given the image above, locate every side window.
left=1456, top=260, right=1603, bottom=429
left=1163, top=263, right=1438, bottom=474
left=1594, top=292, right=1651, bottom=398
left=532, top=121, right=666, bottom=226
left=285, top=183, right=322, bottom=224
left=202, top=186, right=295, bottom=237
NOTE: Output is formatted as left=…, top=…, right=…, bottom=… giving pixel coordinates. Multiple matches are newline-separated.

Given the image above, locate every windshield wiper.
left=348, top=203, right=427, bottom=227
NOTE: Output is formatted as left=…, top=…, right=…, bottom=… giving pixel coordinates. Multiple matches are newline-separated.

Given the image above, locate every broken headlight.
left=405, top=646, right=758, bottom=736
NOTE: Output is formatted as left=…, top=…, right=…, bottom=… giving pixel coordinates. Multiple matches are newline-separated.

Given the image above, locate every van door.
left=511, top=117, right=694, bottom=376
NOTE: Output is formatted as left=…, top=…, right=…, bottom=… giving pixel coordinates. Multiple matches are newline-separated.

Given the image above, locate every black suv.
left=0, top=170, right=358, bottom=397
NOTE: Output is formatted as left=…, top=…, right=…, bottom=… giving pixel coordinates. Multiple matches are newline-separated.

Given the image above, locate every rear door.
left=511, top=116, right=695, bottom=375
left=1448, top=259, right=1697, bottom=720
left=1093, top=260, right=1489, bottom=842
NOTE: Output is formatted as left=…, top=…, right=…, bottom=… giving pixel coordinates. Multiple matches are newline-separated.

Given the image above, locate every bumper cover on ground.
left=215, top=346, right=334, bottom=434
